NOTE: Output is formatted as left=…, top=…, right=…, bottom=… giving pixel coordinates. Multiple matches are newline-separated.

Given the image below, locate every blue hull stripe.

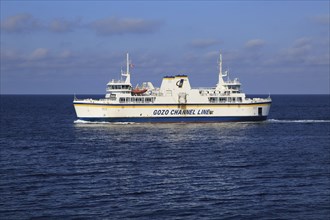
left=78, top=116, right=268, bottom=123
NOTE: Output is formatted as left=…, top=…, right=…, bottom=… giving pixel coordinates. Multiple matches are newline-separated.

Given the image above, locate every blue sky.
left=1, top=1, right=329, bottom=94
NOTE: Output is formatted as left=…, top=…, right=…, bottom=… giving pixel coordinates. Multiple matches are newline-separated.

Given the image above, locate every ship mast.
left=217, top=52, right=228, bottom=90
left=122, top=52, right=131, bottom=84
left=217, top=53, right=225, bottom=89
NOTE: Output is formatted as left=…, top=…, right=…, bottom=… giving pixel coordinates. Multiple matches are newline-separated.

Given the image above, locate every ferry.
left=73, top=53, right=271, bottom=123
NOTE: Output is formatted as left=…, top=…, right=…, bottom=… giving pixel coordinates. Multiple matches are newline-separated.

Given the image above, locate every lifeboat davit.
left=131, top=88, right=147, bottom=95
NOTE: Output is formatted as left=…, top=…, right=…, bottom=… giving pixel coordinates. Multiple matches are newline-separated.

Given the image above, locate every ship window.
left=119, top=98, right=125, bottom=103
left=219, top=97, right=226, bottom=102
left=237, top=97, right=242, bottom=102
left=258, top=107, right=263, bottom=116
left=209, top=97, right=216, bottom=103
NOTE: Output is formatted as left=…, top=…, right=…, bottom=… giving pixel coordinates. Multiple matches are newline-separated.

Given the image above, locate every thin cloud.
left=28, top=48, right=50, bottom=60
left=245, top=39, right=265, bottom=49
left=265, top=37, right=329, bottom=67
left=311, top=14, right=330, bottom=25
left=49, top=18, right=81, bottom=33
left=284, top=37, right=312, bottom=58
left=88, top=17, right=162, bottom=36
left=0, top=13, right=41, bottom=33
left=59, top=49, right=73, bottom=59
left=1, top=14, right=162, bottom=36
left=0, top=13, right=81, bottom=33
left=189, top=39, right=221, bottom=49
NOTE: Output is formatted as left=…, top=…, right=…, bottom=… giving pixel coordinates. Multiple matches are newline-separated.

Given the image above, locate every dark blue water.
left=1, top=95, right=329, bottom=219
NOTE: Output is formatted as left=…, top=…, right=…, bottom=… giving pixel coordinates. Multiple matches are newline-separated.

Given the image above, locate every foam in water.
left=267, top=119, right=330, bottom=123
left=74, top=119, right=135, bottom=125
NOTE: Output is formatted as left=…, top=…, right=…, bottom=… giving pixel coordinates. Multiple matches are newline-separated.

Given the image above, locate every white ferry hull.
left=74, top=101, right=271, bottom=123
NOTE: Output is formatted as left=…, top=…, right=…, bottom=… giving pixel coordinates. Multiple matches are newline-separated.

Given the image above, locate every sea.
left=0, top=94, right=329, bottom=219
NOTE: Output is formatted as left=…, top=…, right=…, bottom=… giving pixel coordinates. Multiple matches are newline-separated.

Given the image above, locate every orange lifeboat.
left=131, top=88, right=147, bottom=95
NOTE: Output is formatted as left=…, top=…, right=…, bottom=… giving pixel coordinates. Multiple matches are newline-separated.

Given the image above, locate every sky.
left=1, top=0, right=329, bottom=94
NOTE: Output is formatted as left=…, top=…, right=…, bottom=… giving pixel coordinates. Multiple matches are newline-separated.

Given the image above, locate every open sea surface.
left=1, top=95, right=329, bottom=219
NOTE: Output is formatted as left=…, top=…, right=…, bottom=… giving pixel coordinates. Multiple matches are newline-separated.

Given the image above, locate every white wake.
left=267, top=119, right=330, bottom=123
left=74, top=119, right=136, bottom=125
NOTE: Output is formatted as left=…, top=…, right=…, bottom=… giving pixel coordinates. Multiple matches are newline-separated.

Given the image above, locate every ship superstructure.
left=73, top=53, right=271, bottom=122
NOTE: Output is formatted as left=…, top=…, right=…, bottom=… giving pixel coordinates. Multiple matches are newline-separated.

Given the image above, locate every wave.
left=267, top=119, right=330, bottom=123
left=74, top=119, right=329, bottom=125
left=74, top=119, right=136, bottom=125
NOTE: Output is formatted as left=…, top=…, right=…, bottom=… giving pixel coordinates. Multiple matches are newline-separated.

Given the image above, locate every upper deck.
left=74, top=53, right=271, bottom=105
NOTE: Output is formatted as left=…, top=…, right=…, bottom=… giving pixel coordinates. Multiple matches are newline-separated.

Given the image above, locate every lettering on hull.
left=152, top=109, right=212, bottom=116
